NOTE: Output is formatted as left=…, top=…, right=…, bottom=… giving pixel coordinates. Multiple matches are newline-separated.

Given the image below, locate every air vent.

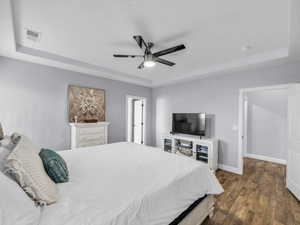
left=25, top=29, right=41, bottom=42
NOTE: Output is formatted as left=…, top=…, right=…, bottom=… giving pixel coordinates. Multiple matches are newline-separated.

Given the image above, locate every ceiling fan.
left=113, top=35, right=186, bottom=69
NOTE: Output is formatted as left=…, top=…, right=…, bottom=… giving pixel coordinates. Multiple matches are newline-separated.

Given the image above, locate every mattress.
left=39, top=142, right=223, bottom=225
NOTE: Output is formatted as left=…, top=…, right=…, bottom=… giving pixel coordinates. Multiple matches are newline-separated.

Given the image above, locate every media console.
left=161, top=134, right=218, bottom=172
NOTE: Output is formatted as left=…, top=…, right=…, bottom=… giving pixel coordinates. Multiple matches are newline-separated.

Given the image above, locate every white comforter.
left=39, top=142, right=223, bottom=225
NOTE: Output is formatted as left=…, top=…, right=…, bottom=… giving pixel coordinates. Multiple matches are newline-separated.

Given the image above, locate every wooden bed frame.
left=171, top=195, right=215, bottom=225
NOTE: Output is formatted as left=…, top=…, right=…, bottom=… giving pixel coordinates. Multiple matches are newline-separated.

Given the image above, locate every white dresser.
left=70, top=122, right=110, bottom=149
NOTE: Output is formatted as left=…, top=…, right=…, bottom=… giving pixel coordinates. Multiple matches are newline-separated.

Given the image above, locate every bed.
left=37, top=142, right=223, bottom=225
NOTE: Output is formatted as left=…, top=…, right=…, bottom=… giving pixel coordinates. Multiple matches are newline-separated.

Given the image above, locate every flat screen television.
left=172, top=113, right=206, bottom=136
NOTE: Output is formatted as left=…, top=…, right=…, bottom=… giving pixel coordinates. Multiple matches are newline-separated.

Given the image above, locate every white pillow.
left=0, top=134, right=22, bottom=172
left=0, top=136, right=15, bottom=172
left=6, top=135, right=58, bottom=205
left=0, top=171, right=40, bottom=225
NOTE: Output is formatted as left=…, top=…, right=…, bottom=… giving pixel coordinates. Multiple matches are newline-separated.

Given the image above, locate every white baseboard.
left=218, top=164, right=242, bottom=175
left=245, top=153, right=287, bottom=165
left=287, top=179, right=300, bottom=201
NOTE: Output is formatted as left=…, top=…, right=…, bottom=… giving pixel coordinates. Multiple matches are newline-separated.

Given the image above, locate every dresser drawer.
left=79, top=133, right=105, bottom=142
left=78, top=139, right=105, bottom=148
left=78, top=127, right=105, bottom=135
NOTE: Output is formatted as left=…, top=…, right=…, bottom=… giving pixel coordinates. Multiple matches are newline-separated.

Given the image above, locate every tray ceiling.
left=0, top=0, right=291, bottom=86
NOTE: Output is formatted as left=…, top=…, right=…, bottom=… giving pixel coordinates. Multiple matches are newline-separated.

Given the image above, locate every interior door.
left=243, top=96, right=248, bottom=156
left=287, top=83, right=300, bottom=200
left=133, top=99, right=144, bottom=144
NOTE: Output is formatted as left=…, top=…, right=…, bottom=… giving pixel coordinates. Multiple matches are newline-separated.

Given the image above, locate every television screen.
left=172, top=113, right=206, bottom=136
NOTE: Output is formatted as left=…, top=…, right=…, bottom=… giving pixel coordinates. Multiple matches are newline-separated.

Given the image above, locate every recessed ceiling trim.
left=13, top=44, right=152, bottom=86
left=152, top=48, right=289, bottom=87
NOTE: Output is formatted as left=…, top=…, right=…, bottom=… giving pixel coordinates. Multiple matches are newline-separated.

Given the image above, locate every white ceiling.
left=0, top=0, right=297, bottom=87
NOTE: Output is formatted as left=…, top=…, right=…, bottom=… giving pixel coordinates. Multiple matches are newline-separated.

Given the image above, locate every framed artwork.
left=68, top=85, right=105, bottom=123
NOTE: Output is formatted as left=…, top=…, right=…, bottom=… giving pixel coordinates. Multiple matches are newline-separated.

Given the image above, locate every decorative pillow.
left=0, top=133, right=20, bottom=172
left=5, top=135, right=58, bottom=205
left=0, top=136, right=15, bottom=151
left=0, top=171, right=40, bottom=225
left=0, top=137, right=13, bottom=172
left=0, top=149, right=8, bottom=170
left=11, top=132, right=22, bottom=145
left=39, top=148, right=69, bottom=183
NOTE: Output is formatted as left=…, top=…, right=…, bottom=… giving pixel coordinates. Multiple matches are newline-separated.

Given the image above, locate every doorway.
left=126, top=96, right=146, bottom=144
left=238, top=84, right=289, bottom=175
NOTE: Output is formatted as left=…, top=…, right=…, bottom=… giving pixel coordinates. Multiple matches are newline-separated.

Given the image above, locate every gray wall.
left=0, top=57, right=153, bottom=150
left=246, top=89, right=288, bottom=160
left=1, top=55, right=300, bottom=169
left=152, top=61, right=300, bottom=169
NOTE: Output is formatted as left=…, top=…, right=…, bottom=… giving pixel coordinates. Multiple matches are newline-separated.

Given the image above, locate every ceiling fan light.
left=143, top=60, right=156, bottom=68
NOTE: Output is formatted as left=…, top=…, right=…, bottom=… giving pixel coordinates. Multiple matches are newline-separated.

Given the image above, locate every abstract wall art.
left=68, top=85, right=105, bottom=123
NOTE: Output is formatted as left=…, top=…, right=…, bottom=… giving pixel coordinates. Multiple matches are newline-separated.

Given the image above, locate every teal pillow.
left=39, top=148, right=69, bottom=183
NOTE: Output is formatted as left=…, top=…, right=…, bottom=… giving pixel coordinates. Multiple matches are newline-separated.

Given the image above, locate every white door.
left=133, top=99, right=144, bottom=144
left=287, top=83, right=300, bottom=200
left=243, top=96, right=248, bottom=156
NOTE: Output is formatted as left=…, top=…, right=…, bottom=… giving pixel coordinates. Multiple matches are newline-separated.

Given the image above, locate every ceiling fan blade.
left=138, top=61, right=144, bottom=69
left=148, top=42, right=154, bottom=49
left=113, top=54, right=143, bottom=58
left=155, top=57, right=175, bottom=66
left=153, top=44, right=186, bottom=57
left=133, top=35, right=148, bottom=50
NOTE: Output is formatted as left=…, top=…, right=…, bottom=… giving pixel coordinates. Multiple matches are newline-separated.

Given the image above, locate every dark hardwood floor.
left=203, top=158, right=300, bottom=225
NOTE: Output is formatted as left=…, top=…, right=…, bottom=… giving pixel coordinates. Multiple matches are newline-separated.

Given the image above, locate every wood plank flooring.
left=203, top=158, right=300, bottom=225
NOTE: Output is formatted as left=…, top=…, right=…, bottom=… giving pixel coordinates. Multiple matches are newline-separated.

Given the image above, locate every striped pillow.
left=39, top=149, right=69, bottom=183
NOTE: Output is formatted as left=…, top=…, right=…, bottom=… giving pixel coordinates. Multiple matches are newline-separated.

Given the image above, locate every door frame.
left=126, top=95, right=147, bottom=145
left=286, top=83, right=300, bottom=200
left=237, top=84, right=289, bottom=175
